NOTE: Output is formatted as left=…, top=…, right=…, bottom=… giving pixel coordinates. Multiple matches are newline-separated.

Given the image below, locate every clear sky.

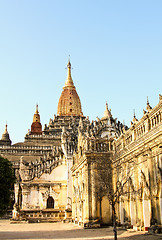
left=0, top=0, right=161, bottom=144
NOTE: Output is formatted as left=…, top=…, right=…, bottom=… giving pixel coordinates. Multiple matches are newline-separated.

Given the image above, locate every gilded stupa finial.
left=64, top=58, right=74, bottom=88
left=4, top=122, right=8, bottom=134
left=35, top=104, right=39, bottom=114
left=31, top=104, right=42, bottom=135
left=67, top=55, right=71, bottom=68
left=33, top=104, right=40, bottom=123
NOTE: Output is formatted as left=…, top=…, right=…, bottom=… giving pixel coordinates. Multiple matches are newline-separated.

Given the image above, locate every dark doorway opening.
left=47, top=196, right=54, bottom=208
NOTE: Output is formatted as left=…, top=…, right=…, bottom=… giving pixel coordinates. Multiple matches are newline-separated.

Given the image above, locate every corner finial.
left=133, top=109, right=138, bottom=123
left=106, top=101, right=108, bottom=110
left=104, top=101, right=112, bottom=118
left=146, top=96, right=152, bottom=111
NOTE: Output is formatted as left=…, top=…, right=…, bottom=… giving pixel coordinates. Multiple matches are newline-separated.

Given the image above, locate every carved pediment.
left=41, top=186, right=60, bottom=200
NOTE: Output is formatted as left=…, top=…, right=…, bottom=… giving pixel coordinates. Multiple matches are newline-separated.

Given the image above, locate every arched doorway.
left=47, top=196, right=54, bottom=208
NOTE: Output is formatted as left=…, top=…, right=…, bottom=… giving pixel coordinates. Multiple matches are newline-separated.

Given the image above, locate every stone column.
left=14, top=183, right=19, bottom=205
left=78, top=170, right=83, bottom=224
left=130, top=195, right=136, bottom=228
left=12, top=183, right=20, bottom=219
left=147, top=150, right=157, bottom=224
left=39, top=186, right=46, bottom=209
left=91, top=162, right=97, bottom=220
left=21, top=185, right=30, bottom=210
left=83, top=164, right=89, bottom=224
left=145, top=117, right=150, bottom=133
left=72, top=174, right=75, bottom=221
left=159, top=154, right=162, bottom=224
left=66, top=156, right=73, bottom=210
left=74, top=172, right=79, bottom=223
left=120, top=198, right=124, bottom=224
left=143, top=192, right=151, bottom=231
left=160, top=187, right=162, bottom=225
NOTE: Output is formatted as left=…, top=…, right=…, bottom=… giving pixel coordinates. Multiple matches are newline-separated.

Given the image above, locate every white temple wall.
left=30, top=187, right=39, bottom=208
left=20, top=164, right=68, bottom=210
left=58, top=184, right=67, bottom=207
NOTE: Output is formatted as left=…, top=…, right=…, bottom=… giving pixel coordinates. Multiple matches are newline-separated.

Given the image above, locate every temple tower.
left=31, top=104, right=42, bottom=135
left=57, top=60, right=83, bottom=116
left=0, top=123, right=12, bottom=146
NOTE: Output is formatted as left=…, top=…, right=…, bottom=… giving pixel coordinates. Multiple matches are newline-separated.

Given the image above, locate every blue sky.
left=0, top=0, right=161, bottom=143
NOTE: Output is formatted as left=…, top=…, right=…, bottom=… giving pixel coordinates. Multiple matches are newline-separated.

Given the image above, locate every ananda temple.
left=0, top=60, right=161, bottom=231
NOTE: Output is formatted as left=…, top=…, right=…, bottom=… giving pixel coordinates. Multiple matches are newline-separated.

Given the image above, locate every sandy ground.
left=0, top=219, right=161, bottom=240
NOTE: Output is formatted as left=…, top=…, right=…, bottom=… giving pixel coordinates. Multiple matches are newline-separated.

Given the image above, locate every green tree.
left=0, top=156, right=16, bottom=216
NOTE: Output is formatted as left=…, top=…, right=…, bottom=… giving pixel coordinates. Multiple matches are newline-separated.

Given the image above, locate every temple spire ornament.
left=133, top=109, right=138, bottom=123
left=35, top=104, right=39, bottom=114
left=31, top=104, right=42, bottom=135
left=57, top=60, right=83, bottom=116
left=4, top=123, right=8, bottom=134
left=146, top=96, right=152, bottom=111
left=103, top=101, right=112, bottom=119
left=33, top=104, right=40, bottom=123
left=64, top=59, right=75, bottom=88
left=1, top=123, right=11, bottom=145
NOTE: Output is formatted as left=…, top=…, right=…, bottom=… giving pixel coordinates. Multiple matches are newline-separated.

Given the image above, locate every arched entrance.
left=47, top=196, right=54, bottom=208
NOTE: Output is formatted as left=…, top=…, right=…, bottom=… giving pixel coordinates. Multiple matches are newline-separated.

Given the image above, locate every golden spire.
left=57, top=60, right=83, bottom=117
left=33, top=104, right=40, bottom=123
left=35, top=104, right=39, bottom=114
left=64, top=59, right=75, bottom=88
left=31, top=104, right=42, bottom=135
left=4, top=123, right=8, bottom=134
